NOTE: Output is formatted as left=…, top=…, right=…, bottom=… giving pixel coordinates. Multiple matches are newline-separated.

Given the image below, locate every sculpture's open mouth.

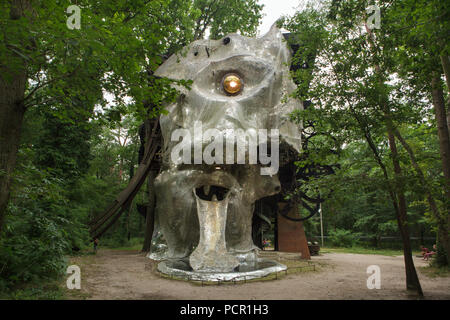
left=195, top=185, right=230, bottom=202
left=191, top=180, right=238, bottom=273
left=184, top=164, right=242, bottom=202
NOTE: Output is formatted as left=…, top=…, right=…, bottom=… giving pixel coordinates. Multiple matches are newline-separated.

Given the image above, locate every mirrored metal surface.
left=158, top=258, right=287, bottom=282
left=151, top=24, right=301, bottom=278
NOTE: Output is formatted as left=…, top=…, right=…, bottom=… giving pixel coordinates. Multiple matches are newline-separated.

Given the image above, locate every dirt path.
left=69, top=250, right=450, bottom=300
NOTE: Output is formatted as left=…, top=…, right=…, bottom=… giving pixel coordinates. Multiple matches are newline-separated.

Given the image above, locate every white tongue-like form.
left=190, top=189, right=239, bottom=272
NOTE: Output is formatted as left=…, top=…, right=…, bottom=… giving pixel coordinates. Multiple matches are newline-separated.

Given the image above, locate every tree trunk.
left=274, top=212, right=279, bottom=251
left=431, top=72, right=450, bottom=198
left=440, top=55, right=450, bottom=99
left=393, top=128, right=450, bottom=264
left=353, top=96, right=423, bottom=294
left=141, top=170, right=157, bottom=253
left=387, top=127, right=423, bottom=295
left=420, top=227, right=424, bottom=246
left=0, top=2, right=29, bottom=232
left=0, top=0, right=32, bottom=234
left=0, top=86, right=26, bottom=233
left=438, top=56, right=450, bottom=264
left=344, top=77, right=424, bottom=294
left=431, top=72, right=450, bottom=265
left=364, top=94, right=424, bottom=295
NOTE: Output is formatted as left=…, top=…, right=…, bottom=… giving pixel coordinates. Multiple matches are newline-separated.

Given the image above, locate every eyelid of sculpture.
left=222, top=73, right=243, bottom=95
left=191, top=56, right=274, bottom=99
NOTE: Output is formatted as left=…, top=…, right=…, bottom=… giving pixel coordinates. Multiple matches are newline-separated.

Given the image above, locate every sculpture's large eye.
left=222, top=73, right=243, bottom=95
left=192, top=57, right=272, bottom=98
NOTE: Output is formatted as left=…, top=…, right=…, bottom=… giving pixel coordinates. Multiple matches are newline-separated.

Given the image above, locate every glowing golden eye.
left=222, top=74, right=242, bottom=95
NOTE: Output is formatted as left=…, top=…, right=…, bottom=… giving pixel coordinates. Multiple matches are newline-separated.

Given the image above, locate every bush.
left=101, top=236, right=144, bottom=249
left=0, top=160, right=88, bottom=291
left=434, top=239, right=449, bottom=267
left=328, top=228, right=360, bottom=247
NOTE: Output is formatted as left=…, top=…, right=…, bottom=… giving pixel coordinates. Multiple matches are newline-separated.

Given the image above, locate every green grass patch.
left=101, top=237, right=144, bottom=251
left=0, top=250, right=100, bottom=300
left=108, top=243, right=142, bottom=251
left=418, top=265, right=450, bottom=278
left=0, top=278, right=66, bottom=300
left=320, top=246, right=420, bottom=257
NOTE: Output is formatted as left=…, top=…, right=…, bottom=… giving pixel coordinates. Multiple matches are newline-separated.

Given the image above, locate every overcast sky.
left=257, top=0, right=302, bottom=35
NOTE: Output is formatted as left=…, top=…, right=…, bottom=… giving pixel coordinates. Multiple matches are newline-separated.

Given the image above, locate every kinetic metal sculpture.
left=151, top=25, right=304, bottom=280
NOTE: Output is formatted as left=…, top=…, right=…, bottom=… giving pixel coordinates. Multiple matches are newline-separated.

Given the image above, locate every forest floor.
left=65, top=249, right=450, bottom=300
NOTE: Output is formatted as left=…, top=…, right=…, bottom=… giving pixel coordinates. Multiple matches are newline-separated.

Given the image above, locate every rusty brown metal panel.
left=277, top=203, right=311, bottom=259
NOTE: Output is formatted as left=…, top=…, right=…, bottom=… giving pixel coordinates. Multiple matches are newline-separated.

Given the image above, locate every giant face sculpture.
left=153, top=25, right=302, bottom=273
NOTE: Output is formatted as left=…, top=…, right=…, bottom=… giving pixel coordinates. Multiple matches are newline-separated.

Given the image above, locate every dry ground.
left=66, top=249, right=450, bottom=300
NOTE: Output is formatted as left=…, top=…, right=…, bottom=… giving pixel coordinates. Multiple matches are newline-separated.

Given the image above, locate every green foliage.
left=202, top=0, right=263, bottom=39
left=322, top=246, right=421, bottom=257
left=0, top=150, right=81, bottom=290
left=419, top=264, right=450, bottom=278
left=1, top=1, right=263, bottom=298
left=328, top=228, right=360, bottom=247
left=28, top=106, right=93, bottom=182
left=102, top=237, right=144, bottom=250
left=435, top=239, right=449, bottom=267
left=0, top=281, right=66, bottom=300
left=3, top=0, right=447, bottom=299
left=282, top=1, right=447, bottom=258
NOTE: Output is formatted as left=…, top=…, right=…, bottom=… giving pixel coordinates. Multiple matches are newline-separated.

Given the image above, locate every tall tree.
left=282, top=0, right=439, bottom=295
left=192, top=0, right=263, bottom=40
left=0, top=0, right=195, bottom=234
left=0, top=0, right=32, bottom=234
left=386, top=0, right=450, bottom=264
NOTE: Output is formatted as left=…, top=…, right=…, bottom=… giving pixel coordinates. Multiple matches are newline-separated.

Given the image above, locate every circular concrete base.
left=157, top=258, right=287, bottom=282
